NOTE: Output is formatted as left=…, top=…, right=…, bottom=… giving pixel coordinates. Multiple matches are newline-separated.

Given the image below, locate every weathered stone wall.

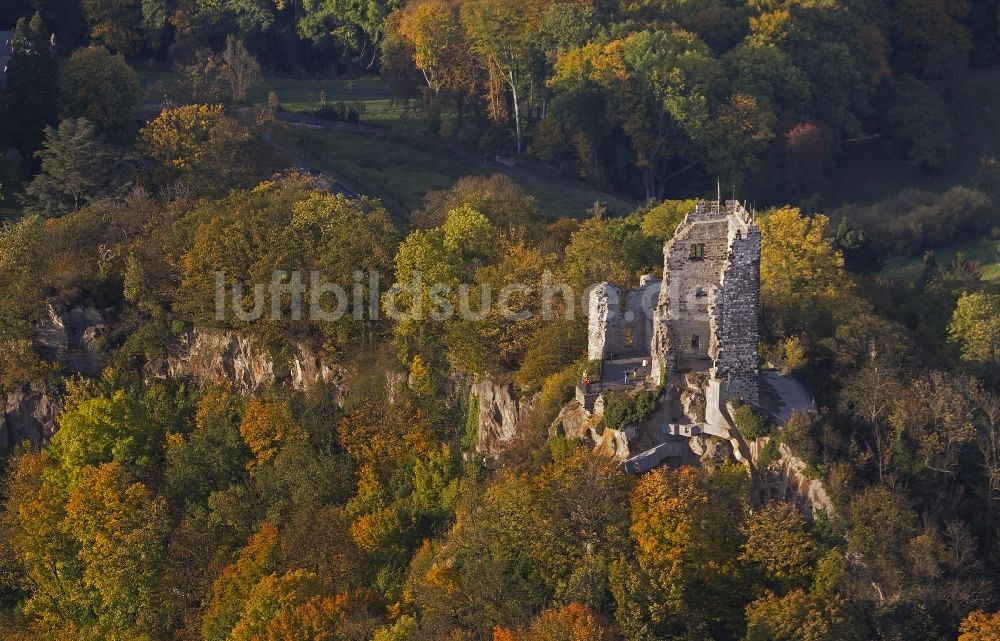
left=650, top=200, right=760, bottom=404
left=712, top=214, right=761, bottom=404
left=623, top=275, right=661, bottom=353
left=588, top=283, right=624, bottom=360
left=588, top=277, right=661, bottom=361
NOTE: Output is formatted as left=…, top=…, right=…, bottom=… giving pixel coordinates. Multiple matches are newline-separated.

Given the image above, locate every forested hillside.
left=2, top=1, right=1000, bottom=641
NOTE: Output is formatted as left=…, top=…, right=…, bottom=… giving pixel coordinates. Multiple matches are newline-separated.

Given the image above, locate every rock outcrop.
left=148, top=328, right=344, bottom=395
left=37, top=304, right=107, bottom=377
left=751, top=437, right=835, bottom=518
left=0, top=304, right=107, bottom=451
left=0, top=383, right=61, bottom=449
left=554, top=400, right=633, bottom=462
left=472, top=379, right=530, bottom=456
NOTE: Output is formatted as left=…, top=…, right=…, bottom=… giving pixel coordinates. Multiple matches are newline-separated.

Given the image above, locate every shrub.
left=781, top=412, right=822, bottom=467
left=732, top=403, right=771, bottom=440
left=757, top=437, right=781, bottom=470
left=462, top=393, right=479, bottom=450
left=834, top=186, right=997, bottom=256
left=603, top=390, right=658, bottom=431
left=314, top=102, right=361, bottom=124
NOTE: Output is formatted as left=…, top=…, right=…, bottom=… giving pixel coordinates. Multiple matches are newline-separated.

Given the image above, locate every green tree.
left=744, top=589, right=863, bottom=641
left=759, top=207, right=864, bottom=341
left=706, top=92, right=775, bottom=189
left=393, top=0, right=477, bottom=108
left=731, top=403, right=772, bottom=440
left=724, top=44, right=811, bottom=118
left=227, top=570, right=330, bottom=641
left=515, top=321, right=586, bottom=390
left=60, top=45, right=140, bottom=140
left=551, top=28, right=724, bottom=199
left=613, top=465, right=750, bottom=640
left=881, top=75, right=954, bottom=170
left=741, top=502, right=816, bottom=591
left=0, top=216, right=50, bottom=391
left=845, top=486, right=916, bottom=604
left=140, top=103, right=274, bottom=195
left=949, top=291, right=1000, bottom=365
left=748, top=2, right=888, bottom=141
left=461, top=0, right=549, bottom=154
left=298, top=0, right=403, bottom=63
left=24, top=118, right=131, bottom=218
left=202, top=523, right=280, bottom=641
left=164, top=387, right=250, bottom=509
left=445, top=239, right=552, bottom=375
left=560, top=213, right=652, bottom=291
left=0, top=450, right=88, bottom=634
left=640, top=199, right=698, bottom=243
left=411, top=174, right=544, bottom=236
left=374, top=614, right=420, bottom=641
left=48, top=387, right=162, bottom=487
left=179, top=178, right=397, bottom=348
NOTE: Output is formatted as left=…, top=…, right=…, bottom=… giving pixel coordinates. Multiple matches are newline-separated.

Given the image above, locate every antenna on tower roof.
left=716, top=178, right=721, bottom=206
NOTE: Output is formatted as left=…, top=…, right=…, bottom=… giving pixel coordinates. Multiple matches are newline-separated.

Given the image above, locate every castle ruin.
left=587, top=275, right=661, bottom=363
left=649, top=198, right=761, bottom=406
left=585, top=198, right=761, bottom=433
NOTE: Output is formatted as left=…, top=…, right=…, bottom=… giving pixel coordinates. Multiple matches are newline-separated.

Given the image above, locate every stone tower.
left=649, top=199, right=760, bottom=405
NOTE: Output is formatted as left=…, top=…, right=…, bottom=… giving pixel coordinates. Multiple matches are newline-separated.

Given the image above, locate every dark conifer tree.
left=4, top=13, right=59, bottom=159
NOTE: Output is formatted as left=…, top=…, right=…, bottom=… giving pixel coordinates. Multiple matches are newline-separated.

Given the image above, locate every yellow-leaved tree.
left=238, top=398, right=307, bottom=472
left=759, top=206, right=865, bottom=344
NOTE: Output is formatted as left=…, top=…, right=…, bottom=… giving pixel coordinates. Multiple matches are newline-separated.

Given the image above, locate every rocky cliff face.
left=2, top=317, right=349, bottom=451
left=147, top=327, right=345, bottom=395
left=472, top=379, right=530, bottom=456
left=750, top=437, right=835, bottom=518
left=0, top=383, right=61, bottom=449
left=555, top=400, right=632, bottom=461
left=1, top=304, right=109, bottom=449
left=37, top=304, right=107, bottom=377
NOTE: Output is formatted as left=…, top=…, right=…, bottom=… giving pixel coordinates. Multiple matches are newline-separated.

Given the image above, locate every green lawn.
left=252, top=77, right=431, bottom=131
left=278, top=126, right=636, bottom=220
left=882, top=234, right=1000, bottom=282
left=137, top=67, right=430, bottom=131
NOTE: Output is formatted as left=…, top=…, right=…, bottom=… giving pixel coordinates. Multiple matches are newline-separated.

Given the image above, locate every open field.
left=881, top=234, right=1000, bottom=282
left=278, top=125, right=636, bottom=220
left=252, top=77, right=430, bottom=131
left=136, top=68, right=430, bottom=131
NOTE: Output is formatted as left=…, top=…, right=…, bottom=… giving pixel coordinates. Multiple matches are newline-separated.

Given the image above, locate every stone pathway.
left=760, top=370, right=815, bottom=423
left=593, top=355, right=651, bottom=393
